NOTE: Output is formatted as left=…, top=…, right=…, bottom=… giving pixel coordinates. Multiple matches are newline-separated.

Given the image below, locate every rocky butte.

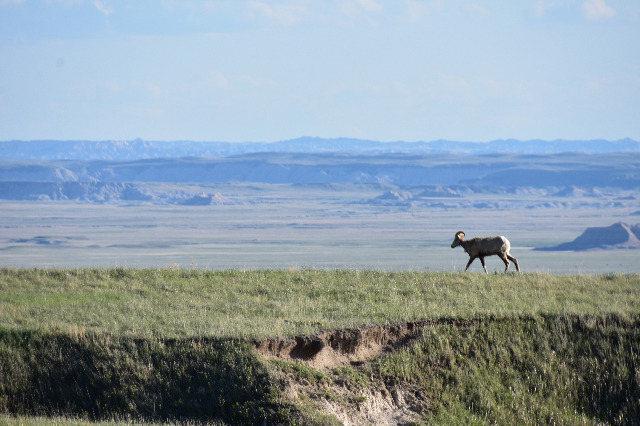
left=536, top=222, right=640, bottom=251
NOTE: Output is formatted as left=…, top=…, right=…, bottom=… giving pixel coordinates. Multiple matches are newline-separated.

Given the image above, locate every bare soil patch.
left=255, top=321, right=456, bottom=424
left=255, top=320, right=435, bottom=370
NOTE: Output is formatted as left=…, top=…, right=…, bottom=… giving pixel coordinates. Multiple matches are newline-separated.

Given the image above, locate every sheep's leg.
left=465, top=256, right=475, bottom=272
left=479, top=257, right=488, bottom=274
left=507, top=254, right=520, bottom=272
left=499, top=254, right=510, bottom=272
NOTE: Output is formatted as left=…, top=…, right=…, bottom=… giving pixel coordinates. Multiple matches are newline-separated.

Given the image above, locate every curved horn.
left=455, top=231, right=465, bottom=238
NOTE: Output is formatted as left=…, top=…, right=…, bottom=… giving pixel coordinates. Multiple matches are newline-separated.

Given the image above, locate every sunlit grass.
left=372, top=314, right=639, bottom=424
left=0, top=415, right=175, bottom=426
left=1, top=268, right=639, bottom=424
left=1, top=268, right=638, bottom=340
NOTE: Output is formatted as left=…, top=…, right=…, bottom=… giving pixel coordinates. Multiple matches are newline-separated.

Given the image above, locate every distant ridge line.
left=0, top=137, right=638, bottom=160
left=536, top=222, right=640, bottom=251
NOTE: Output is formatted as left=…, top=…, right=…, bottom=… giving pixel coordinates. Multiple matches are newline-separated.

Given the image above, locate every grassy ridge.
left=1, top=268, right=639, bottom=339
left=373, top=314, right=639, bottom=424
left=1, top=269, right=639, bottom=424
left=269, top=313, right=640, bottom=425
left=2, top=315, right=638, bottom=425
left=0, top=329, right=293, bottom=424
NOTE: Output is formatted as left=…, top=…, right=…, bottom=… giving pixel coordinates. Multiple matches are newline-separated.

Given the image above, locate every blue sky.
left=1, top=0, right=638, bottom=142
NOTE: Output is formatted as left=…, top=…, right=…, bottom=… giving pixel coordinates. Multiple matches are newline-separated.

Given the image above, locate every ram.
left=451, top=231, right=520, bottom=273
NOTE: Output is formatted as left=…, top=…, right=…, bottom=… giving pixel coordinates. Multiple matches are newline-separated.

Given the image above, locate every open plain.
left=0, top=182, right=638, bottom=273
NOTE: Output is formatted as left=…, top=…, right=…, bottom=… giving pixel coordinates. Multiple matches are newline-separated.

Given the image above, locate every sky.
left=0, top=0, right=639, bottom=143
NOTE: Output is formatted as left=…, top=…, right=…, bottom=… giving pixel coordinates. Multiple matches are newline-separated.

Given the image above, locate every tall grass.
left=0, top=415, right=168, bottom=425
left=1, top=268, right=639, bottom=424
left=0, top=328, right=296, bottom=424
left=372, top=314, right=640, bottom=424
left=1, top=268, right=638, bottom=339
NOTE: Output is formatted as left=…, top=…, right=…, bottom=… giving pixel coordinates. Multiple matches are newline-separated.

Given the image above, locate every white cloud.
left=340, top=0, right=383, bottom=17
left=467, top=3, right=489, bottom=20
left=533, top=0, right=577, bottom=18
left=248, top=1, right=308, bottom=24
left=206, top=70, right=229, bottom=89
left=582, top=0, right=616, bottom=21
left=403, top=0, right=443, bottom=22
left=534, top=0, right=557, bottom=17
left=353, top=0, right=382, bottom=14
left=440, top=74, right=470, bottom=92
left=93, top=0, right=113, bottom=16
left=130, top=80, right=167, bottom=100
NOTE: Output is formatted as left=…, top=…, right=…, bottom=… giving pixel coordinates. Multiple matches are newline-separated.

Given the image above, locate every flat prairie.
left=1, top=183, right=638, bottom=273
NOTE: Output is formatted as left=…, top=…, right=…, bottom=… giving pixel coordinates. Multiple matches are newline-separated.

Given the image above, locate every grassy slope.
left=270, top=313, right=639, bottom=425
left=1, top=268, right=639, bottom=339
left=1, top=268, right=639, bottom=424
left=374, top=314, right=639, bottom=424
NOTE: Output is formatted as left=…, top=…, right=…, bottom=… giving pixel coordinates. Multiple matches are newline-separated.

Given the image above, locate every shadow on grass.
left=0, top=330, right=297, bottom=424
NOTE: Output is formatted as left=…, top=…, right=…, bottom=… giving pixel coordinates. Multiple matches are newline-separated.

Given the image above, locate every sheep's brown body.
left=451, top=231, right=520, bottom=273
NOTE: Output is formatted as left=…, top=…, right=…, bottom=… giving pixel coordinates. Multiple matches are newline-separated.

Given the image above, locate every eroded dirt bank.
left=259, top=321, right=416, bottom=370
left=255, top=319, right=472, bottom=370
left=255, top=316, right=640, bottom=425
left=256, top=321, right=445, bottom=424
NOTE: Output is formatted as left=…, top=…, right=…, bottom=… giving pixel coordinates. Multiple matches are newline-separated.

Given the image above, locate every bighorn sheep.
left=451, top=231, right=520, bottom=273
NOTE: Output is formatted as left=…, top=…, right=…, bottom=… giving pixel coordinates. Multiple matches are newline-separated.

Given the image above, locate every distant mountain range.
left=1, top=137, right=638, bottom=160
left=1, top=152, right=638, bottom=188
left=1, top=138, right=638, bottom=204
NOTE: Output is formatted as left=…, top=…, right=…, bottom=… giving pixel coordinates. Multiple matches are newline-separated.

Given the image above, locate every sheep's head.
left=451, top=231, right=465, bottom=248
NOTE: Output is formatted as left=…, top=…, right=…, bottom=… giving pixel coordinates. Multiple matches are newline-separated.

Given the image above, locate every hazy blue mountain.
left=1, top=152, right=637, bottom=188
left=1, top=144, right=638, bottom=203
left=0, top=181, right=153, bottom=202
left=0, top=137, right=638, bottom=160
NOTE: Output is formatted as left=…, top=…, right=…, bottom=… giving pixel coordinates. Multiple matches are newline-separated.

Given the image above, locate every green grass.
left=1, top=268, right=639, bottom=424
left=1, top=268, right=638, bottom=339
left=0, top=415, right=170, bottom=425
left=264, top=313, right=640, bottom=425
left=0, top=329, right=297, bottom=424
left=372, top=314, right=639, bottom=424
